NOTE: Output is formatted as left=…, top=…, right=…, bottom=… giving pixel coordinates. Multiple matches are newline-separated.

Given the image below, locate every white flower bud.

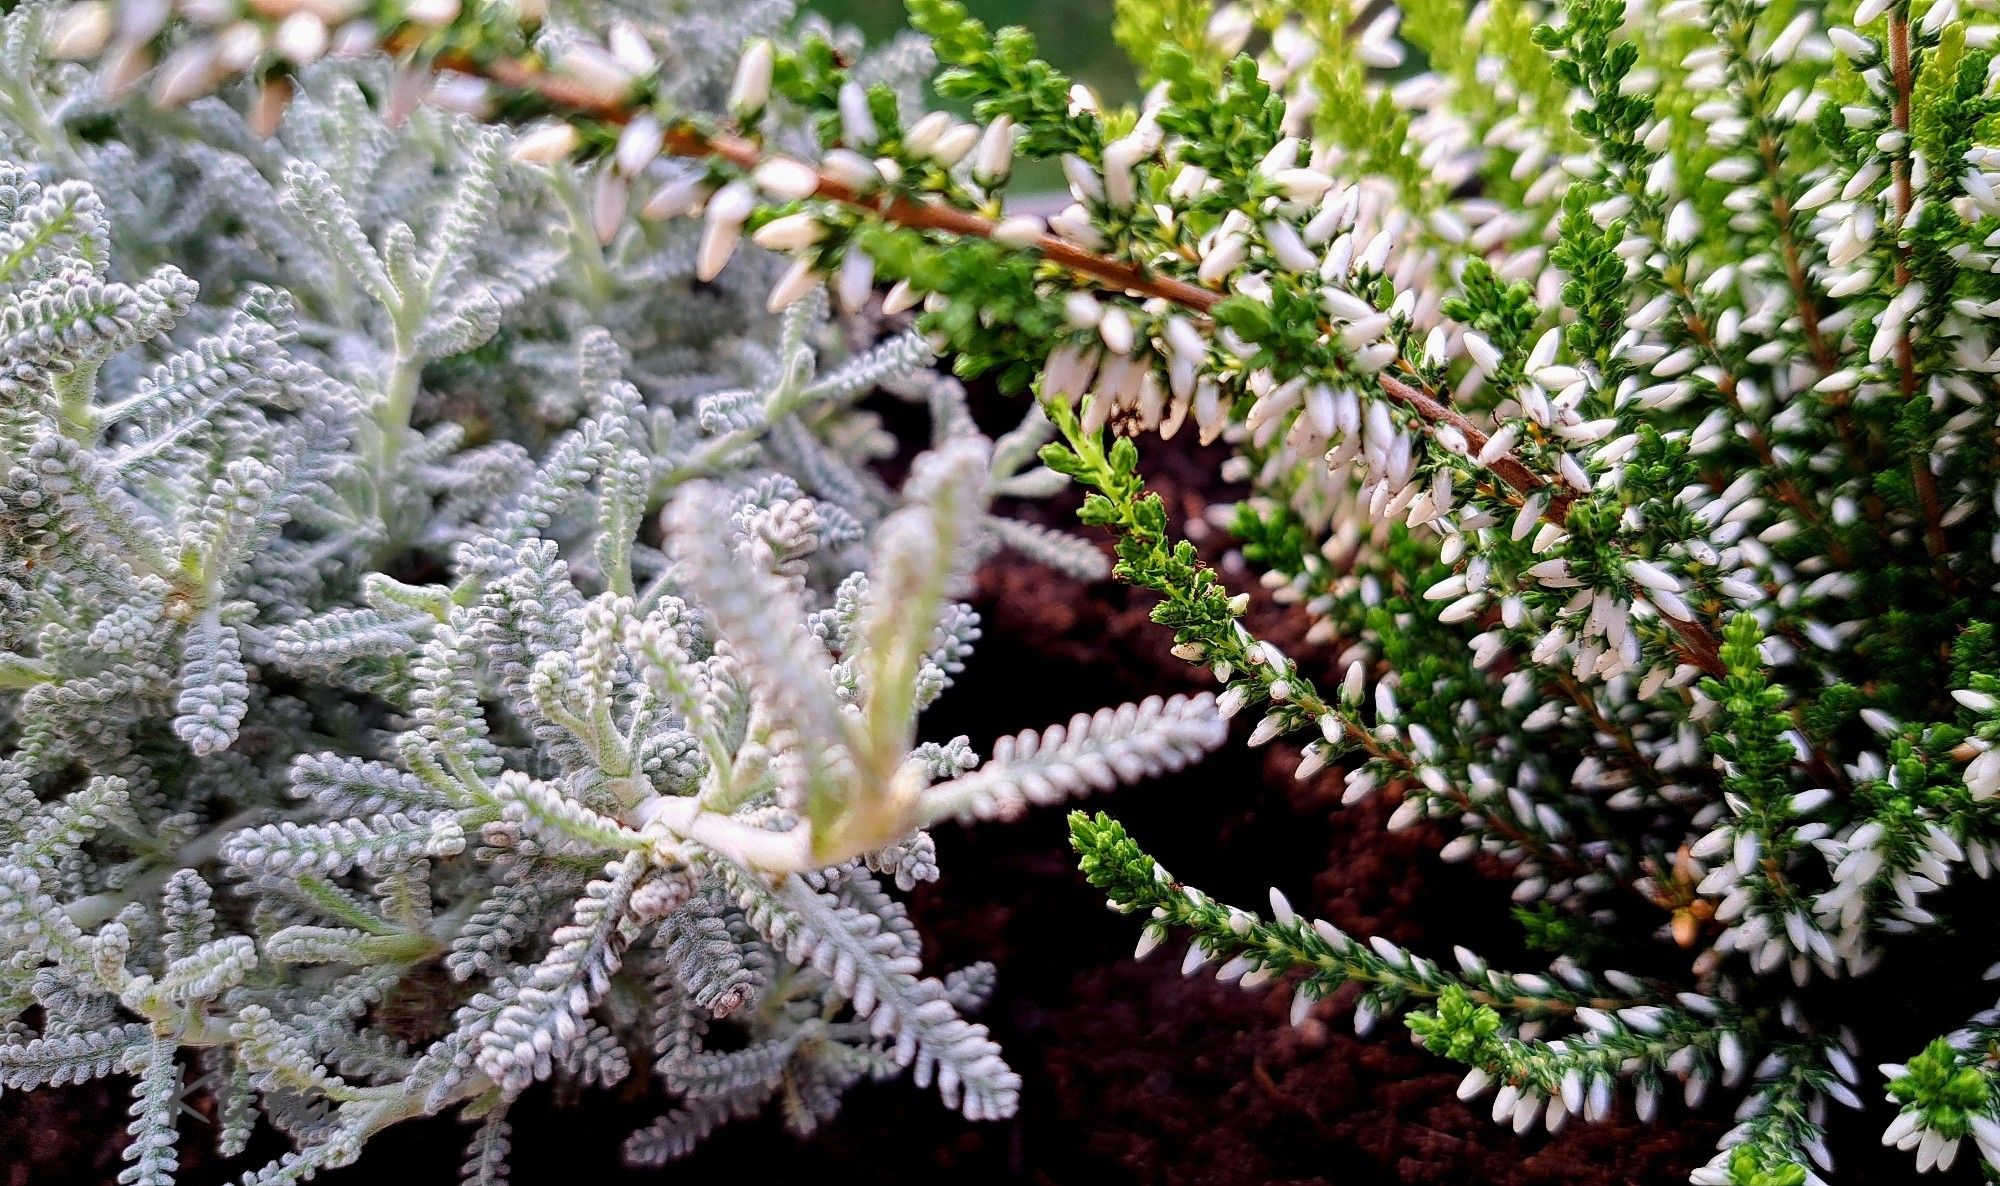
left=216, top=21, right=267, bottom=73
left=837, top=81, right=878, bottom=146
left=882, top=279, right=921, bottom=315
left=751, top=212, right=826, bottom=252
left=557, top=43, right=636, bottom=102
left=766, top=257, right=818, bottom=312
left=607, top=21, right=657, bottom=76
left=752, top=157, right=820, bottom=201
left=48, top=2, right=114, bottom=60
left=1207, top=4, right=1254, bottom=54
left=819, top=149, right=880, bottom=193
left=274, top=12, right=329, bottom=65
left=973, top=116, right=1015, bottom=186
left=1272, top=167, right=1335, bottom=203
left=696, top=181, right=756, bottom=281
left=931, top=122, right=980, bottom=167
left=835, top=250, right=875, bottom=314
left=614, top=115, right=664, bottom=175
left=149, top=41, right=220, bottom=107
left=1198, top=233, right=1248, bottom=285
left=730, top=39, right=775, bottom=117
left=641, top=174, right=708, bottom=220
left=405, top=0, right=461, bottom=25
left=904, top=111, right=951, bottom=156
left=591, top=170, right=627, bottom=244
left=1099, top=307, right=1136, bottom=355
left=1049, top=203, right=1106, bottom=251
left=1463, top=331, right=1502, bottom=377
left=510, top=123, right=580, bottom=166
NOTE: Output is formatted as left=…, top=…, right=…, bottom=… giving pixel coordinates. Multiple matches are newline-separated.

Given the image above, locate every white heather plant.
left=0, top=1, right=1230, bottom=1182
left=43, top=0, right=2000, bottom=1183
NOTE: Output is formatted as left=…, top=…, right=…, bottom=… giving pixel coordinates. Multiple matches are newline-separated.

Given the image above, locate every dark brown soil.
left=8, top=417, right=1982, bottom=1185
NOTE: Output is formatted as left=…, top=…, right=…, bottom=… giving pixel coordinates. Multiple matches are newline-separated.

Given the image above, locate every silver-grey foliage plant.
left=0, top=3, right=1226, bottom=1181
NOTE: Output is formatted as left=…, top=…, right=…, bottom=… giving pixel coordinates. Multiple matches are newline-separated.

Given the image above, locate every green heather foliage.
left=15, top=0, right=2000, bottom=1182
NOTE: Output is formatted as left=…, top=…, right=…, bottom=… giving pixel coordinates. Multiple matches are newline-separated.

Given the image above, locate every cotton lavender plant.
left=0, top=2, right=1231, bottom=1181
left=55, top=0, right=2000, bottom=1180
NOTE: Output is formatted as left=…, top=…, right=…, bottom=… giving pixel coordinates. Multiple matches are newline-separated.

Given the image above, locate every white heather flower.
left=1102, top=136, right=1149, bottom=208
left=641, top=174, right=707, bottom=220
left=752, top=157, right=820, bottom=201
left=273, top=11, right=328, bottom=65
left=1766, top=12, right=1816, bottom=60
left=751, top=212, right=826, bottom=252
left=1967, top=749, right=2000, bottom=798
left=1666, top=200, right=1699, bottom=247
left=1061, top=154, right=1106, bottom=203
left=931, top=122, right=981, bottom=166
left=834, top=249, right=875, bottom=313
left=556, top=42, right=636, bottom=101
left=1099, top=307, right=1136, bottom=355
left=428, top=74, right=492, bottom=116
left=614, top=115, right=664, bottom=175
left=48, top=2, right=115, bottom=60
left=1463, top=331, right=1502, bottom=377
left=697, top=180, right=757, bottom=281
left=1198, top=232, right=1249, bottom=285
left=1063, top=293, right=1104, bottom=330
left=904, top=111, right=951, bottom=156
left=1164, top=316, right=1206, bottom=363
left=217, top=22, right=268, bottom=74
left=1265, top=221, right=1318, bottom=272
left=591, top=169, right=627, bottom=243
left=882, top=279, right=921, bottom=316
left=1626, top=558, right=1682, bottom=594
left=149, top=41, right=220, bottom=107
left=1439, top=593, right=1485, bottom=623
left=1049, top=203, right=1107, bottom=251
left=973, top=116, right=1016, bottom=186
left=405, top=0, right=462, bottom=25
left=1207, top=3, right=1254, bottom=53
left=1323, top=287, right=1375, bottom=321
left=991, top=215, right=1047, bottom=249
left=819, top=149, right=880, bottom=193
left=730, top=38, right=775, bottom=116
left=1273, top=167, right=1335, bottom=202
left=1828, top=26, right=1874, bottom=61
left=1953, top=689, right=1997, bottom=712
left=605, top=21, right=657, bottom=75
left=765, top=258, right=818, bottom=312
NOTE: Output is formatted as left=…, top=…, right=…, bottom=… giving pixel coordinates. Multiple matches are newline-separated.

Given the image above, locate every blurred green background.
left=803, top=0, right=1135, bottom=103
